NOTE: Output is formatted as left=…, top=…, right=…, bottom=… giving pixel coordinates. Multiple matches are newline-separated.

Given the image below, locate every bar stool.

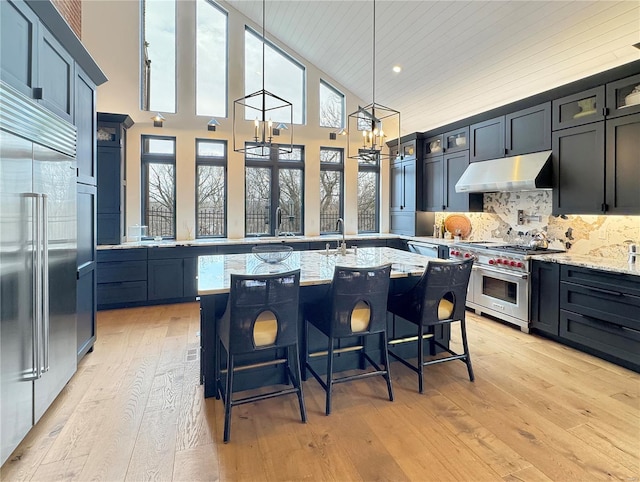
left=216, top=269, right=306, bottom=443
left=304, top=264, right=393, bottom=415
left=387, top=258, right=474, bottom=393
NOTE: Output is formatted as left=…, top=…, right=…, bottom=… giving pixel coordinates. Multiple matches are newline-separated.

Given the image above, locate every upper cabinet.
left=469, top=116, right=505, bottom=162
left=424, top=134, right=444, bottom=158
left=605, top=113, right=640, bottom=214
left=505, top=102, right=551, bottom=156
left=38, top=29, right=74, bottom=122
left=552, top=86, right=606, bottom=130
left=470, top=102, right=551, bottom=162
left=443, top=126, right=469, bottom=154
left=606, top=73, right=640, bottom=119
left=0, top=0, right=39, bottom=98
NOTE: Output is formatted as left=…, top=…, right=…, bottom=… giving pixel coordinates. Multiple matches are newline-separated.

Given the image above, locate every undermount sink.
left=320, top=248, right=355, bottom=256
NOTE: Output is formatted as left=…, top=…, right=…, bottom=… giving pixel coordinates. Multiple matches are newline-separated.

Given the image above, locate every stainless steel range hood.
left=455, top=151, right=553, bottom=193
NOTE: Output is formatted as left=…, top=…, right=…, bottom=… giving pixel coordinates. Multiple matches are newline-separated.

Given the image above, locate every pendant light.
left=347, top=0, right=401, bottom=162
left=233, top=0, right=293, bottom=156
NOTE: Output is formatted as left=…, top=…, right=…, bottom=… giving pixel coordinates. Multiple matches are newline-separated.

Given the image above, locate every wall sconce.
left=207, top=118, right=220, bottom=131
left=272, top=123, right=288, bottom=136
left=329, top=128, right=348, bottom=140
left=151, top=112, right=165, bottom=128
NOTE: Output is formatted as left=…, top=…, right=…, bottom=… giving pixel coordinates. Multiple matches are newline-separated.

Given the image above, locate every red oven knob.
left=495, top=259, right=502, bottom=264
left=464, top=253, right=471, bottom=258
left=509, top=261, right=516, bottom=267
left=488, top=259, right=495, bottom=265
left=450, top=250, right=457, bottom=256
left=516, top=262, right=524, bottom=268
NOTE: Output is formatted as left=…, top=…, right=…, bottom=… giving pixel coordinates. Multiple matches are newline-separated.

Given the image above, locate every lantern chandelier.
left=233, top=0, right=293, bottom=156
left=347, top=0, right=401, bottom=162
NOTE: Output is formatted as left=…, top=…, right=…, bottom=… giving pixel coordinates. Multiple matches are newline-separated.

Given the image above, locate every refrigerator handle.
left=41, top=194, right=49, bottom=373
left=23, top=193, right=40, bottom=380
left=34, top=193, right=43, bottom=379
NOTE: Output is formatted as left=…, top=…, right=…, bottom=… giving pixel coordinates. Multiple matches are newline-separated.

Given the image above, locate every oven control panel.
left=449, top=249, right=529, bottom=271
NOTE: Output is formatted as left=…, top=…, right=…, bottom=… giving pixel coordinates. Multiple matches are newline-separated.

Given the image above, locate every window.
left=196, top=0, right=227, bottom=117
left=142, top=136, right=176, bottom=238
left=141, top=0, right=176, bottom=113
left=319, top=148, right=343, bottom=233
left=245, top=145, right=304, bottom=236
left=196, top=139, right=226, bottom=237
left=319, top=80, right=344, bottom=128
left=357, top=155, right=379, bottom=233
left=244, top=27, right=305, bottom=124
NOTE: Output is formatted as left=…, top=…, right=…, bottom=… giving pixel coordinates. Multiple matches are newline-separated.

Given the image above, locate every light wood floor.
left=1, top=303, right=639, bottom=482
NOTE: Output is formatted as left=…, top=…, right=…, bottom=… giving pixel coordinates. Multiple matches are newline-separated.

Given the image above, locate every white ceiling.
left=225, top=0, right=640, bottom=135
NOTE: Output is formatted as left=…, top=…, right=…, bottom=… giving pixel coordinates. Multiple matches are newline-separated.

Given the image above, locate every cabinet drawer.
left=97, top=249, right=147, bottom=262
left=560, top=281, right=640, bottom=331
left=97, top=260, right=147, bottom=283
left=97, top=281, right=147, bottom=305
left=561, top=265, right=640, bottom=297
left=560, top=309, right=640, bottom=368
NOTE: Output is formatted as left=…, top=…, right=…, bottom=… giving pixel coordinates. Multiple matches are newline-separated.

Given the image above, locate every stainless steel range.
left=450, top=242, right=564, bottom=333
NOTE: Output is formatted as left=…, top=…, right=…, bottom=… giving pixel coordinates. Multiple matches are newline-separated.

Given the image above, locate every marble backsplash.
left=434, top=191, right=640, bottom=257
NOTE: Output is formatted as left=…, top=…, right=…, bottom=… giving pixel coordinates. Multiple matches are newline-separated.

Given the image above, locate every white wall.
left=82, top=0, right=390, bottom=240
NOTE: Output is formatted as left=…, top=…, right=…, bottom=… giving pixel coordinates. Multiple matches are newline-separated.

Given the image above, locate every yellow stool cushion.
left=351, top=301, right=371, bottom=332
left=253, top=310, right=278, bottom=346
left=438, top=298, right=454, bottom=320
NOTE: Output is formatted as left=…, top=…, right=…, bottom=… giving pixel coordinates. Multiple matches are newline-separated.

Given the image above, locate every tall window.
left=320, top=148, right=343, bottom=233
left=244, top=27, right=305, bottom=124
left=196, top=139, right=226, bottom=237
left=358, top=156, right=379, bottom=233
left=142, top=136, right=176, bottom=238
left=196, top=0, right=227, bottom=117
left=245, top=145, right=304, bottom=236
left=141, top=0, right=176, bottom=113
left=319, top=80, right=344, bottom=128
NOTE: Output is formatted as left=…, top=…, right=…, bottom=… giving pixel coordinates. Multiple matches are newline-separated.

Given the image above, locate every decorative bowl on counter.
left=252, top=245, right=293, bottom=264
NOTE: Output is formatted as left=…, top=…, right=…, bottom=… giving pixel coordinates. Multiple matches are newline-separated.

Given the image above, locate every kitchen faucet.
left=275, top=206, right=282, bottom=237
left=336, top=218, right=346, bottom=255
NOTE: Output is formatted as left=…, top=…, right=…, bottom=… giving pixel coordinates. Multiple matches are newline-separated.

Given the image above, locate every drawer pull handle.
left=585, top=286, right=622, bottom=297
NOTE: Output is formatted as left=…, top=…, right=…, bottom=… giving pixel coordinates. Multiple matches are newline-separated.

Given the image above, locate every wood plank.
left=173, top=444, right=220, bottom=482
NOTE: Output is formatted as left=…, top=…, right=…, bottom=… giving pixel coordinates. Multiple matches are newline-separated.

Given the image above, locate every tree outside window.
left=320, top=80, right=344, bottom=129
left=142, top=136, right=176, bottom=238
left=358, top=156, right=379, bottom=233
left=196, top=139, right=226, bottom=237
left=245, top=144, right=304, bottom=236
left=320, top=148, right=343, bottom=233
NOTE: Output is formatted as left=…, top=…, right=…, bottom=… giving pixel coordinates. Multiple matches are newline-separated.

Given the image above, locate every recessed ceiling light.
left=392, top=65, right=402, bottom=73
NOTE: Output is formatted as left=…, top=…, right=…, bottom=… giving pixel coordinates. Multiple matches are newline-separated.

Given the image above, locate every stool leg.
left=291, top=344, right=307, bottom=422
left=325, top=337, right=334, bottom=416
left=418, top=324, right=425, bottom=394
left=302, top=319, right=308, bottom=381
left=215, top=338, right=221, bottom=400
left=223, top=353, right=234, bottom=443
left=381, top=331, right=394, bottom=402
left=460, top=318, right=475, bottom=382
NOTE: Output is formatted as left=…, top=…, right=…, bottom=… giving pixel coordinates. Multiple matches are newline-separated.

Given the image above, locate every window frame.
left=319, top=79, right=345, bottom=129
left=244, top=26, right=307, bottom=125
left=319, top=147, right=344, bottom=234
left=196, top=0, right=228, bottom=117
left=141, top=135, right=177, bottom=239
left=244, top=143, right=305, bottom=236
left=357, top=155, right=380, bottom=233
left=195, top=138, right=227, bottom=238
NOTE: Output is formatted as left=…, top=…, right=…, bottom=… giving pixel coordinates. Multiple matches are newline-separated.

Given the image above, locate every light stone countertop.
left=534, top=252, right=640, bottom=277
left=197, top=246, right=439, bottom=295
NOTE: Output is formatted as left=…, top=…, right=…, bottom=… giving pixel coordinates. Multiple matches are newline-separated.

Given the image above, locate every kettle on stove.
left=529, top=231, right=549, bottom=250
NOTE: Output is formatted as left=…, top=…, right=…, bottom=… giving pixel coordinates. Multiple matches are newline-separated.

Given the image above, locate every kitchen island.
left=197, top=247, right=442, bottom=397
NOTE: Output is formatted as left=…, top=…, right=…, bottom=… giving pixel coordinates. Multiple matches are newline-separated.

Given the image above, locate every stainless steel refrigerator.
left=1, top=82, right=77, bottom=465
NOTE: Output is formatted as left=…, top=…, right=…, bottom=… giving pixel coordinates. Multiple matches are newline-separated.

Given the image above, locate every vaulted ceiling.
left=225, top=0, right=640, bottom=135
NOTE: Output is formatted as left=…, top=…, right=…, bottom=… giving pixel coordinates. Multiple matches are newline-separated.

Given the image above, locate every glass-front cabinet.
left=424, top=134, right=443, bottom=158
left=606, top=73, right=640, bottom=119
left=443, top=126, right=469, bottom=154
left=552, top=86, right=605, bottom=130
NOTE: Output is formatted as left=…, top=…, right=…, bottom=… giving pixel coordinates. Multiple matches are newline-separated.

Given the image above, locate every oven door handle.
left=473, top=265, right=528, bottom=280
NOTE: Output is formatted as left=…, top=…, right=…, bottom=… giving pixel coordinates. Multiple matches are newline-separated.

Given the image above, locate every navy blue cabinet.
left=530, top=260, right=560, bottom=336
left=97, top=113, right=133, bottom=245
left=97, top=249, right=148, bottom=309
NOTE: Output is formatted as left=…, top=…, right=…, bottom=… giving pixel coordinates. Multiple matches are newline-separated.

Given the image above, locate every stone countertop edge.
left=96, top=234, right=454, bottom=250
left=535, top=253, right=640, bottom=277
